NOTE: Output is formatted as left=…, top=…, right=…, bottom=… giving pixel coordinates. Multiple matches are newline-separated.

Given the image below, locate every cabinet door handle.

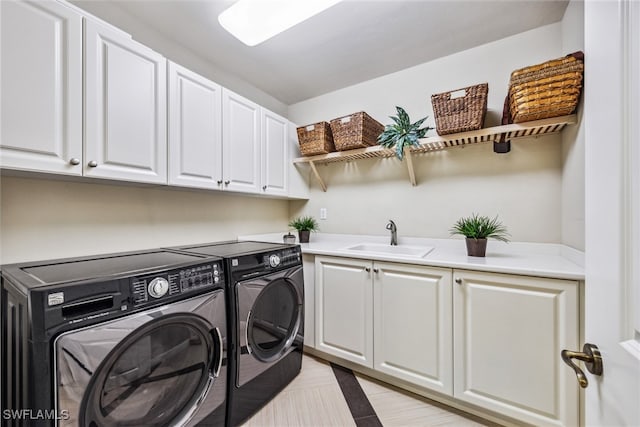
left=373, top=268, right=379, bottom=273
left=88, top=160, right=98, bottom=168
left=365, top=267, right=371, bottom=273
left=455, top=278, right=462, bottom=285
left=224, top=180, right=230, bottom=185
left=69, top=158, right=80, bottom=166
left=217, top=180, right=223, bottom=185
left=262, top=185, right=267, bottom=191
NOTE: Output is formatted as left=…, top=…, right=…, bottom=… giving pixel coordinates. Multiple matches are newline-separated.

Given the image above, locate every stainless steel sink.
left=344, top=243, right=434, bottom=258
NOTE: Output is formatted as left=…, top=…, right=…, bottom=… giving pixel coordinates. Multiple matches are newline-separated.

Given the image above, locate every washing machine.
left=172, top=241, right=304, bottom=426
left=1, top=249, right=228, bottom=427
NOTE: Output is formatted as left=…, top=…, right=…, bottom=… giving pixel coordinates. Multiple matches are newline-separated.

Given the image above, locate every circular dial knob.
left=269, top=254, right=280, bottom=268
left=148, top=277, right=169, bottom=298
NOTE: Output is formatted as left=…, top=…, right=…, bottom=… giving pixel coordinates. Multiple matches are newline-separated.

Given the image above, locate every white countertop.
left=238, top=232, right=585, bottom=281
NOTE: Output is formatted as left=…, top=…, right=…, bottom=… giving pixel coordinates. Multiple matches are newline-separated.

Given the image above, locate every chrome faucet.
left=386, top=220, right=397, bottom=246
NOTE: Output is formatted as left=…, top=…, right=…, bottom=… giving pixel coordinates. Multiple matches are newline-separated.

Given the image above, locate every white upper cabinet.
left=84, top=18, right=167, bottom=184
left=222, top=88, right=261, bottom=193
left=0, top=0, right=82, bottom=175
left=261, top=110, right=288, bottom=196
left=167, top=62, right=222, bottom=189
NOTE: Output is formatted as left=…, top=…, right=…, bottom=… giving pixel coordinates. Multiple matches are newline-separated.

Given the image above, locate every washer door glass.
left=247, top=278, right=301, bottom=363
left=80, top=313, right=215, bottom=427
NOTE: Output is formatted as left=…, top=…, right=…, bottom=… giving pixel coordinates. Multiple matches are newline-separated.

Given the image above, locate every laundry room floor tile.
left=241, top=354, right=496, bottom=427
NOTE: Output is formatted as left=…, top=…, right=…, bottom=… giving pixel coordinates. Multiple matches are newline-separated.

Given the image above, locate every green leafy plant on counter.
left=449, top=213, right=510, bottom=242
left=288, top=216, right=319, bottom=232
left=377, top=106, right=433, bottom=160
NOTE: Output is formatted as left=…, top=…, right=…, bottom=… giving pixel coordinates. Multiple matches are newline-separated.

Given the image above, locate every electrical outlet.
left=320, top=208, right=327, bottom=220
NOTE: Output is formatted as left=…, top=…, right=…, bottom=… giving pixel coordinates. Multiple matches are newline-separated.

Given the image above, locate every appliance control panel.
left=262, top=247, right=302, bottom=270
left=130, top=261, right=223, bottom=307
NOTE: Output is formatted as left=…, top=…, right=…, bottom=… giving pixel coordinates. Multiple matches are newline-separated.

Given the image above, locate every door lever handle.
left=561, top=343, right=603, bottom=388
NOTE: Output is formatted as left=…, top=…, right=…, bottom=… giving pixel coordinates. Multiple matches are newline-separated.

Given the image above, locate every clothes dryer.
left=172, top=241, right=303, bottom=426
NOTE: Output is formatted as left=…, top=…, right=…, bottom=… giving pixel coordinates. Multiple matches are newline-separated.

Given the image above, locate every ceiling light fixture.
left=218, top=0, right=341, bottom=47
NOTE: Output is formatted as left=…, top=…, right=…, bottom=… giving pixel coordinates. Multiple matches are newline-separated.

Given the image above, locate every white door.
left=373, top=262, right=452, bottom=395
left=315, top=256, right=373, bottom=368
left=222, top=89, right=261, bottom=193
left=454, top=270, right=579, bottom=427
left=261, top=110, right=288, bottom=196
left=84, top=18, right=167, bottom=184
left=582, top=1, right=640, bottom=425
left=0, top=0, right=82, bottom=175
left=168, top=62, right=223, bottom=190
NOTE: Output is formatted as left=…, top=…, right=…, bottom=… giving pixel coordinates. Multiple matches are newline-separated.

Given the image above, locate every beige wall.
left=288, top=24, right=568, bottom=243
left=0, top=176, right=289, bottom=264
left=561, top=0, right=586, bottom=251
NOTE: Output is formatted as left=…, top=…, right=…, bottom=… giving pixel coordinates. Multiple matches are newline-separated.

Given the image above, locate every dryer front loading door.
left=55, top=290, right=226, bottom=427
left=236, top=266, right=303, bottom=387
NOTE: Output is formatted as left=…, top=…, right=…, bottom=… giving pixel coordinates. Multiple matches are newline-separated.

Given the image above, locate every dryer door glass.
left=247, top=278, right=301, bottom=363
left=79, top=313, right=216, bottom=427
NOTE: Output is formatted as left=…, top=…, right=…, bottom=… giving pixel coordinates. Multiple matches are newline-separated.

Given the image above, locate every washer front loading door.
left=236, top=266, right=303, bottom=387
left=55, top=290, right=226, bottom=427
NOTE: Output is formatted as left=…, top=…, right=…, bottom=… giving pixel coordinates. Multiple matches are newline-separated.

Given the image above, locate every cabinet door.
left=222, top=89, right=260, bottom=193
left=84, top=18, right=167, bottom=184
left=315, top=256, right=373, bottom=368
left=167, top=62, right=222, bottom=189
left=453, top=270, right=579, bottom=427
left=261, top=110, right=288, bottom=196
left=0, top=0, right=82, bottom=175
left=374, top=262, right=453, bottom=395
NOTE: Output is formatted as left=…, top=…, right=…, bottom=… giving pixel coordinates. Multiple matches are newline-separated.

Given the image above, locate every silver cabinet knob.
left=224, top=180, right=230, bottom=185
left=88, top=160, right=98, bottom=167
left=365, top=267, right=371, bottom=273
left=217, top=180, right=223, bottom=185
left=69, top=158, right=80, bottom=165
left=455, top=278, right=462, bottom=285
left=262, top=185, right=267, bottom=191
left=373, top=268, right=379, bottom=273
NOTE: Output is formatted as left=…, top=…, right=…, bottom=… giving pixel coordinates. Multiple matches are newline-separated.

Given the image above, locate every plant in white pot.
left=449, top=213, right=510, bottom=257
left=288, top=216, right=319, bottom=244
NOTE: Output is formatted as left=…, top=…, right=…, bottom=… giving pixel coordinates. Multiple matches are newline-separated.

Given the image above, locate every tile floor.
left=242, top=354, right=497, bottom=427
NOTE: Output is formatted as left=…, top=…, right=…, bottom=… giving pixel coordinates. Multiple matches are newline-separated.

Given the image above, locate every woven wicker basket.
left=508, top=52, right=584, bottom=123
left=296, top=121, right=335, bottom=156
left=431, top=83, right=488, bottom=135
left=329, top=112, right=384, bottom=151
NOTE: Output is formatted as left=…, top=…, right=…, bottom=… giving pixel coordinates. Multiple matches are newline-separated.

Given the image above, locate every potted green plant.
left=449, top=213, right=510, bottom=257
left=377, top=106, right=433, bottom=160
left=288, top=215, right=319, bottom=243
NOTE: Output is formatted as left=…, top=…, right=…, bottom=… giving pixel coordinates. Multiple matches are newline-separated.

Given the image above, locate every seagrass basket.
left=508, top=52, right=584, bottom=123
left=329, top=112, right=384, bottom=151
left=296, top=121, right=335, bottom=156
left=431, top=83, right=488, bottom=135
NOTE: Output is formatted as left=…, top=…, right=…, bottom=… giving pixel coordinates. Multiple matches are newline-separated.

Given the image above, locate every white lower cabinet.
left=315, top=256, right=374, bottom=367
left=374, top=262, right=453, bottom=394
left=452, top=270, right=579, bottom=427
left=314, top=255, right=452, bottom=391
left=314, top=256, right=581, bottom=426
